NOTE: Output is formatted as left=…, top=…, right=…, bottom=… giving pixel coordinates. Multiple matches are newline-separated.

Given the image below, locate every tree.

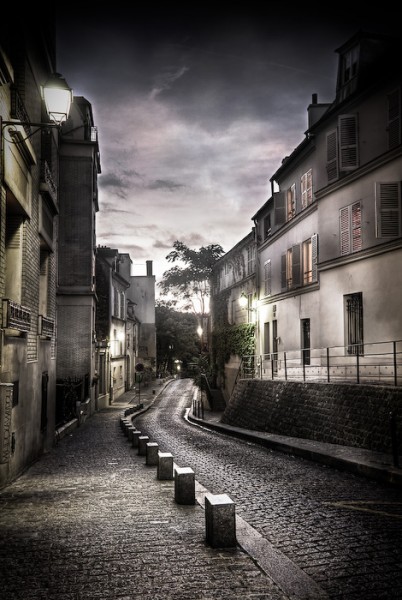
left=158, top=240, right=224, bottom=314
left=155, top=300, right=200, bottom=374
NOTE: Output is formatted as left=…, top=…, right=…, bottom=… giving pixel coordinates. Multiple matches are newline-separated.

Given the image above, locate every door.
left=272, top=320, right=278, bottom=373
left=301, top=319, right=311, bottom=365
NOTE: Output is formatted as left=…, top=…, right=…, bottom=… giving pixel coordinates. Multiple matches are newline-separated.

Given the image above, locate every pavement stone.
left=0, top=380, right=290, bottom=600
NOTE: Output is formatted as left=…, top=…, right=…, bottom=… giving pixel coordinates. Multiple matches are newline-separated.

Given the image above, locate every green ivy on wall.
left=212, top=323, right=255, bottom=375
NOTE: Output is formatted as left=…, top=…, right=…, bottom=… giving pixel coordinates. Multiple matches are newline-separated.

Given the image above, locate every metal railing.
left=2, top=299, right=31, bottom=332
left=239, top=340, right=402, bottom=386
left=38, top=314, right=55, bottom=338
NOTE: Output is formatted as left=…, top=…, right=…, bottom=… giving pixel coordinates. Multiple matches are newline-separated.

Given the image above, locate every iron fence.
left=239, top=340, right=402, bottom=386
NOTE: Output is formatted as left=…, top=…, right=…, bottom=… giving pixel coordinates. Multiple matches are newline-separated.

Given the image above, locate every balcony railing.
left=2, top=299, right=31, bottom=333
left=40, top=160, right=57, bottom=204
left=38, top=315, right=54, bottom=339
left=239, top=340, right=402, bottom=387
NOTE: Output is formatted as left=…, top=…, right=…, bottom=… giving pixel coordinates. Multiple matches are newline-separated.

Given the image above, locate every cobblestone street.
left=0, top=389, right=289, bottom=600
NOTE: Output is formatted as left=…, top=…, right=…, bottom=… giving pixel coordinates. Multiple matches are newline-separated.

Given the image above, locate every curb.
left=187, top=412, right=402, bottom=488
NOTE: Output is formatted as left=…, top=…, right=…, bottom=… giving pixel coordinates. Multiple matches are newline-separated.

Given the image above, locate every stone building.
left=213, top=30, right=402, bottom=390
left=95, top=249, right=156, bottom=403
left=56, top=96, right=101, bottom=421
left=0, top=22, right=68, bottom=486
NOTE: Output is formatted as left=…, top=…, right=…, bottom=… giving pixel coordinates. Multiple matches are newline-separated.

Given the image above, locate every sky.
left=55, top=7, right=400, bottom=288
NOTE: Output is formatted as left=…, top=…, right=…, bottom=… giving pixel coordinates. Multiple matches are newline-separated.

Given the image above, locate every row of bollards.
left=119, top=413, right=236, bottom=548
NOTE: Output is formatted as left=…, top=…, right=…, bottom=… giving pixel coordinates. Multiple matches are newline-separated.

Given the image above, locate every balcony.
left=40, top=160, right=57, bottom=207
left=2, top=299, right=31, bottom=333
left=38, top=315, right=54, bottom=339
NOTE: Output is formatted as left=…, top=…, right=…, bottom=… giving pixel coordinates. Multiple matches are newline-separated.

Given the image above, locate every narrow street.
left=1, top=378, right=401, bottom=599
left=135, top=378, right=402, bottom=600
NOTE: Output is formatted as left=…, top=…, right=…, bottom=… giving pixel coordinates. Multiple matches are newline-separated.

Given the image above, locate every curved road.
left=134, top=378, right=402, bottom=600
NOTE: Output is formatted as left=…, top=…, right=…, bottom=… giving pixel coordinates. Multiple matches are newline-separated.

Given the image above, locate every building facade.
left=56, top=96, right=101, bottom=421
left=127, top=259, right=156, bottom=375
left=211, top=231, right=257, bottom=400
left=95, top=249, right=156, bottom=402
left=0, top=23, right=61, bottom=486
left=253, top=31, right=402, bottom=383
left=215, top=30, right=402, bottom=389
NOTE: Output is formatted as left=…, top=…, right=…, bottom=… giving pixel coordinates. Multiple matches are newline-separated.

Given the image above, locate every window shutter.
left=292, top=244, right=301, bottom=287
left=376, top=182, right=401, bottom=237
left=301, top=170, right=313, bottom=209
left=307, top=169, right=313, bottom=205
left=340, top=206, right=350, bottom=255
left=281, top=254, right=287, bottom=290
left=274, top=191, right=286, bottom=227
left=351, top=202, right=362, bottom=252
left=264, top=260, right=271, bottom=296
left=311, top=233, right=318, bottom=282
left=301, top=173, right=307, bottom=209
left=326, top=129, right=338, bottom=182
left=387, top=89, right=401, bottom=150
left=339, top=114, right=358, bottom=171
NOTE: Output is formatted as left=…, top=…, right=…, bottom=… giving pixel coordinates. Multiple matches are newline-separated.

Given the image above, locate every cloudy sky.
left=55, top=7, right=399, bottom=285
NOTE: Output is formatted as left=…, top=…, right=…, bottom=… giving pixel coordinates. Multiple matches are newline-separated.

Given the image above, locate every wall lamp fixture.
left=239, top=291, right=257, bottom=311
left=1, top=72, right=73, bottom=140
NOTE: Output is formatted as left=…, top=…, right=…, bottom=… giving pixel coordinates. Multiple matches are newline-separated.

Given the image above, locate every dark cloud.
left=147, top=179, right=185, bottom=191
left=56, top=8, right=400, bottom=280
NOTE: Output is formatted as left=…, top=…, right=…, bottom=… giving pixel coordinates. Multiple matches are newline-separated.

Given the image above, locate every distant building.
left=95, top=249, right=156, bottom=402
left=210, top=231, right=256, bottom=400
left=127, top=260, right=156, bottom=374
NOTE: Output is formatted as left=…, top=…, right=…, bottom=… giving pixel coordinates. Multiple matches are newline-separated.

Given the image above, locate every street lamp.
left=1, top=72, right=73, bottom=137
left=239, top=291, right=248, bottom=309
left=197, top=325, right=203, bottom=354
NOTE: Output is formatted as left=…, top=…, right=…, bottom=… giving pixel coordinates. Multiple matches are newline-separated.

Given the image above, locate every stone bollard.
left=157, top=452, right=174, bottom=480
left=174, top=467, right=195, bottom=505
left=123, top=420, right=132, bottom=436
left=146, top=442, right=159, bottom=466
left=138, top=435, right=150, bottom=456
left=132, top=431, right=142, bottom=448
left=205, top=493, right=236, bottom=548
left=121, top=418, right=130, bottom=431
left=127, top=425, right=136, bottom=442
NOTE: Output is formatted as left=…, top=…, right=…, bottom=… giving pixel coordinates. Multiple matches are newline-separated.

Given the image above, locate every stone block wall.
left=221, top=380, right=402, bottom=453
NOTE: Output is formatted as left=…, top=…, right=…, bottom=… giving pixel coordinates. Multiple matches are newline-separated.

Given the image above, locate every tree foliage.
left=155, top=300, right=201, bottom=374
left=158, top=240, right=224, bottom=314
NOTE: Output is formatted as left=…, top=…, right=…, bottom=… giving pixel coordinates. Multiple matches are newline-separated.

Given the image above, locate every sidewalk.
left=188, top=404, right=402, bottom=488
left=0, top=376, right=291, bottom=600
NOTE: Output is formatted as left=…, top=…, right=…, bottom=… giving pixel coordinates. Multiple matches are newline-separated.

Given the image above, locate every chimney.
left=146, top=260, right=153, bottom=277
left=307, top=93, right=330, bottom=129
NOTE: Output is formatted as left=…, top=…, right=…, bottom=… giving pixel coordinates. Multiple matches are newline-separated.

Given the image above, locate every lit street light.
left=197, top=325, right=203, bottom=354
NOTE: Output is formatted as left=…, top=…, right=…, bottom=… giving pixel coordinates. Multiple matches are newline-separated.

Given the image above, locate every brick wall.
left=221, top=380, right=402, bottom=453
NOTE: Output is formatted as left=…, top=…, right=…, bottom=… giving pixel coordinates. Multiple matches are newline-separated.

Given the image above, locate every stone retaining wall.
left=221, top=380, right=402, bottom=453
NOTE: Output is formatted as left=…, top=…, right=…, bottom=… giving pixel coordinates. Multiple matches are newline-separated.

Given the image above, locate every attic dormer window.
left=342, top=46, right=359, bottom=85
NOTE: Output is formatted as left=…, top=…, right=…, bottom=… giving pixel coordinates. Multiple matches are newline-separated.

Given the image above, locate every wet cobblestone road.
left=134, top=379, right=402, bottom=600
left=0, top=382, right=289, bottom=600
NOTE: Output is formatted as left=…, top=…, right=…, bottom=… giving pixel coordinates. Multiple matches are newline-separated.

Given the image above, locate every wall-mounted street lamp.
left=239, top=291, right=257, bottom=321
left=1, top=72, right=73, bottom=139
left=197, top=325, right=203, bottom=354
left=239, top=291, right=248, bottom=309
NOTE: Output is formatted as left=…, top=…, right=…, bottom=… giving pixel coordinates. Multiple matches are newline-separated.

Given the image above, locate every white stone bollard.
left=138, top=435, right=150, bottom=456
left=157, top=452, right=174, bottom=480
left=146, top=442, right=159, bottom=466
left=174, top=467, right=195, bottom=505
left=205, top=493, right=236, bottom=548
